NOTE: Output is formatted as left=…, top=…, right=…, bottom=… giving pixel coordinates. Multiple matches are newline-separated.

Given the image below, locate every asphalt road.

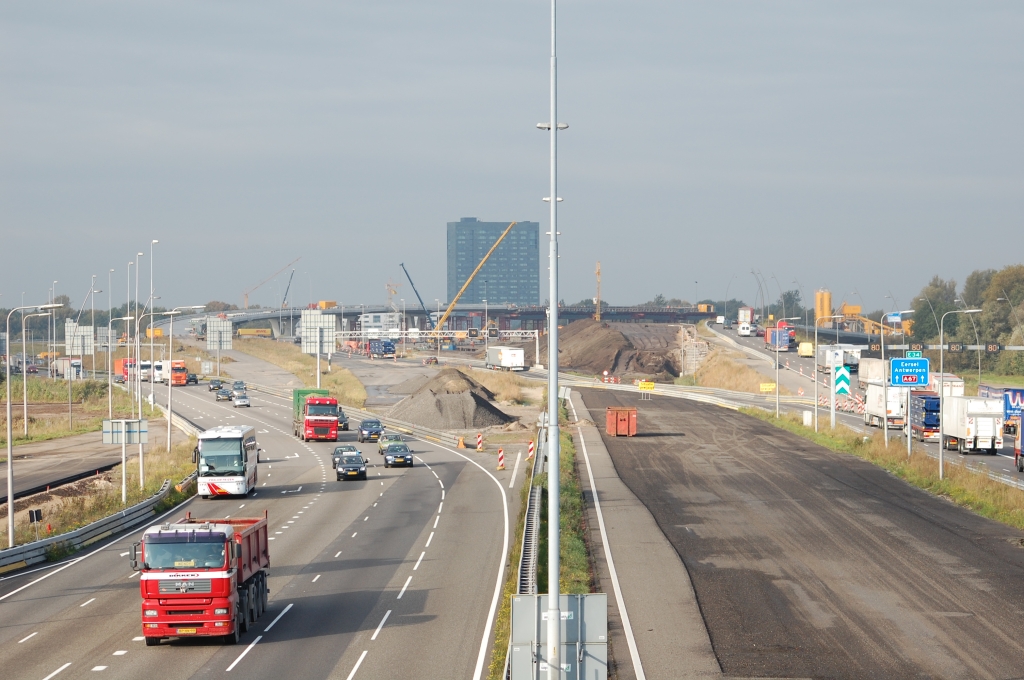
left=582, top=387, right=1024, bottom=679
left=0, top=356, right=516, bottom=680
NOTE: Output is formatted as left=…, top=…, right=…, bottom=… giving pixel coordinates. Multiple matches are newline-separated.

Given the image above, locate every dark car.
left=216, top=387, right=233, bottom=401
left=114, top=374, right=126, bottom=384
left=232, top=380, right=246, bottom=391
left=26, top=364, right=39, bottom=374
left=209, top=379, right=223, bottom=392
left=336, top=454, right=368, bottom=481
left=383, top=443, right=413, bottom=468
left=185, top=373, right=198, bottom=385
left=357, top=419, right=384, bottom=443
left=332, top=444, right=360, bottom=469
left=338, top=408, right=350, bottom=431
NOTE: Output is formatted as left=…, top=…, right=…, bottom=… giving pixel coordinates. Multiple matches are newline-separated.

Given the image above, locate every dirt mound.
left=390, top=374, right=433, bottom=395
left=527, top=318, right=681, bottom=381
left=390, top=368, right=513, bottom=429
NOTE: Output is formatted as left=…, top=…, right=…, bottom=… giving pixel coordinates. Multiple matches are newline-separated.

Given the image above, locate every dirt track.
left=583, top=387, right=1024, bottom=679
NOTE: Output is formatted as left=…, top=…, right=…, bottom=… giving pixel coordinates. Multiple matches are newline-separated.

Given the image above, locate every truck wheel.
left=145, top=637, right=161, bottom=647
left=260, top=575, right=269, bottom=613
left=239, top=592, right=250, bottom=633
left=224, top=625, right=240, bottom=645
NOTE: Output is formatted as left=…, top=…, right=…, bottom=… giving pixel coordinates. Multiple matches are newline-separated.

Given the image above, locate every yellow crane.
left=434, top=221, right=517, bottom=333
left=242, top=257, right=301, bottom=309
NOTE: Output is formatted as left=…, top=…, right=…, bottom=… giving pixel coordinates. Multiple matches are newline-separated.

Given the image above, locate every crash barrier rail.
left=246, top=382, right=459, bottom=447
left=518, top=428, right=546, bottom=596
left=0, top=478, right=175, bottom=574
left=153, top=403, right=205, bottom=438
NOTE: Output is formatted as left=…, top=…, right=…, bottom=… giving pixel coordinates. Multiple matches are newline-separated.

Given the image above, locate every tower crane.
left=242, top=257, right=301, bottom=309
left=434, top=221, right=516, bottom=333
left=281, top=269, right=296, bottom=308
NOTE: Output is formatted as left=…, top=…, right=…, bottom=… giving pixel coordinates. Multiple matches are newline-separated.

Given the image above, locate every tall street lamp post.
left=939, top=308, right=981, bottom=479
left=880, top=310, right=914, bottom=447
left=7, top=303, right=60, bottom=547
left=21, top=313, right=49, bottom=436
left=162, top=306, right=204, bottom=450
left=149, top=240, right=158, bottom=403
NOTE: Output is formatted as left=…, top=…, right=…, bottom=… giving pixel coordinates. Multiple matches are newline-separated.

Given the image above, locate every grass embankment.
left=745, top=409, right=1024, bottom=531
left=468, top=368, right=534, bottom=405
left=0, top=436, right=197, bottom=550
left=232, top=338, right=367, bottom=406
left=0, top=378, right=159, bottom=447
left=692, top=347, right=790, bottom=395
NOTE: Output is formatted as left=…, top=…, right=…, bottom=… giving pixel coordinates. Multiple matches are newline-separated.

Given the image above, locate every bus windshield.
left=199, top=439, right=244, bottom=477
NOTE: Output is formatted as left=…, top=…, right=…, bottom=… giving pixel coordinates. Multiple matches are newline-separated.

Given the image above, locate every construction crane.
left=594, top=261, right=602, bottom=321
left=399, top=263, right=433, bottom=331
left=242, top=257, right=301, bottom=309
left=281, top=269, right=296, bottom=308
left=434, top=221, right=516, bottom=333
left=385, top=279, right=402, bottom=312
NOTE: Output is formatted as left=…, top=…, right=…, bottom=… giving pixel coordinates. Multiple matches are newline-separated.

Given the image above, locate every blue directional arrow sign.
left=834, top=366, right=851, bottom=395
left=890, top=357, right=929, bottom=386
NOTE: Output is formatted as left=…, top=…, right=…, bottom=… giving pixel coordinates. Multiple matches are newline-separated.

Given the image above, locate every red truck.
left=131, top=511, right=270, bottom=646
left=292, top=389, right=342, bottom=441
left=114, top=357, right=136, bottom=383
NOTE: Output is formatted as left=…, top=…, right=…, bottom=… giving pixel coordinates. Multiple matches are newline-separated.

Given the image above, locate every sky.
left=1, top=1, right=1022, bottom=315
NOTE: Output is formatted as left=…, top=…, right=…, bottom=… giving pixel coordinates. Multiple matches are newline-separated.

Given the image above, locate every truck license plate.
left=176, top=628, right=197, bottom=635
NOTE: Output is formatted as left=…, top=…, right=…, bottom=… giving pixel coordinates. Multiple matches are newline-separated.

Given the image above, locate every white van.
left=152, top=360, right=166, bottom=383
left=738, top=323, right=752, bottom=337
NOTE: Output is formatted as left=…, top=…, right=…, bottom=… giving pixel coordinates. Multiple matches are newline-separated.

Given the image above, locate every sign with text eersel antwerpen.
left=890, top=357, right=929, bottom=386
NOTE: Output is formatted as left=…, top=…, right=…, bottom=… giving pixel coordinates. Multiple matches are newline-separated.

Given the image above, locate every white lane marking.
left=129, top=572, right=140, bottom=578
left=433, top=516, right=439, bottom=529
left=264, top=603, right=293, bottom=631
left=432, top=470, right=438, bottom=478
left=225, top=635, right=262, bottom=672
left=397, top=576, right=412, bottom=599
left=41, top=663, right=72, bottom=680
left=424, top=439, right=510, bottom=680
left=112, top=651, right=126, bottom=656
left=119, top=552, right=129, bottom=557
left=335, top=551, right=342, bottom=558
left=352, top=532, right=358, bottom=538
left=363, top=516, right=368, bottom=522
left=18, top=631, right=37, bottom=643
left=413, top=552, right=425, bottom=570
left=571, top=393, right=647, bottom=680
left=439, top=480, right=444, bottom=489
left=373, top=503, right=377, bottom=507
left=509, top=450, right=522, bottom=488
left=269, top=537, right=275, bottom=541
left=425, top=532, right=434, bottom=548
left=0, top=554, right=92, bottom=601
left=438, top=502, right=443, bottom=514
left=370, top=610, right=392, bottom=640
left=133, top=637, right=144, bottom=641
left=91, top=667, right=107, bottom=671
left=344, top=650, right=369, bottom=680
left=441, top=490, right=445, bottom=500
left=312, top=575, right=321, bottom=583
left=239, top=504, right=245, bottom=508
left=80, top=598, right=96, bottom=607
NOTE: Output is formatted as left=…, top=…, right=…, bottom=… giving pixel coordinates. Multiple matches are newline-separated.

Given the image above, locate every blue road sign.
left=890, top=358, right=929, bottom=387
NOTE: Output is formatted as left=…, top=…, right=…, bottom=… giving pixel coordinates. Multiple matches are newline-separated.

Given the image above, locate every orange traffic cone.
left=457, top=436, right=466, bottom=449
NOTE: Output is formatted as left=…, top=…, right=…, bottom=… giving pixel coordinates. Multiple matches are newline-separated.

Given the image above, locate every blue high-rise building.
left=447, top=217, right=540, bottom=305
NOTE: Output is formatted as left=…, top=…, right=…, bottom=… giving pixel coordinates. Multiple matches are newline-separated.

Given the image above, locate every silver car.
left=233, top=394, right=251, bottom=408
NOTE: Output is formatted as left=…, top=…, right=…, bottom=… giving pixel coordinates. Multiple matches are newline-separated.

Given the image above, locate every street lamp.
left=774, top=317, right=799, bottom=417
left=880, top=309, right=914, bottom=447
left=815, top=314, right=846, bottom=431
left=7, top=303, right=61, bottom=548
left=939, top=308, right=982, bottom=479
left=400, top=299, right=405, bottom=358
left=724, top=274, right=736, bottom=322
left=50, top=281, right=58, bottom=381
left=483, top=298, right=489, bottom=352
left=149, top=240, right=159, bottom=404
left=110, top=316, right=134, bottom=421
left=435, top=299, right=441, bottom=361
left=998, top=293, right=1024, bottom=340
left=162, top=306, right=204, bottom=451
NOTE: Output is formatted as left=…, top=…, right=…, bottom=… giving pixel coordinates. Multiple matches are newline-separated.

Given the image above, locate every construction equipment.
left=242, top=257, right=301, bottom=309
left=281, top=269, right=296, bottom=308
left=399, top=262, right=434, bottom=331
left=434, top=222, right=517, bottom=333
left=385, top=279, right=401, bottom=312
left=594, top=261, right=602, bottom=321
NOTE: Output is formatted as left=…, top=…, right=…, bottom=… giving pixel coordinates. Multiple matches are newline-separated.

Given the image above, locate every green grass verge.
left=536, top=429, right=592, bottom=595
left=743, top=408, right=1024, bottom=531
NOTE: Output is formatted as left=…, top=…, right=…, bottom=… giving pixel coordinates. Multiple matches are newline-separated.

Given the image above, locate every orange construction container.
left=606, top=407, right=637, bottom=437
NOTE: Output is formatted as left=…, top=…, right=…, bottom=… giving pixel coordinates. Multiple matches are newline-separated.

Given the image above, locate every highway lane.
left=0, top=367, right=514, bottom=679
left=583, top=387, right=1024, bottom=679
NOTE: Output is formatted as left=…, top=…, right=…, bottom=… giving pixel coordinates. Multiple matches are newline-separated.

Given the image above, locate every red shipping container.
left=606, top=407, right=637, bottom=437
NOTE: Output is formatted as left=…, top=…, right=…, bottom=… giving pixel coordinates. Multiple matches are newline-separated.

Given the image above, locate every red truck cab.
left=132, top=511, right=270, bottom=646
left=303, top=396, right=340, bottom=441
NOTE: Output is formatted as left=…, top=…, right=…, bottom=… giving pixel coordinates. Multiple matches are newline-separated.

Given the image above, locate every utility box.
left=606, top=407, right=637, bottom=437
left=510, top=593, right=608, bottom=680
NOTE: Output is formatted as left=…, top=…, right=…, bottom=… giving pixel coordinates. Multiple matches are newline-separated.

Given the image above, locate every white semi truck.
left=485, top=346, right=525, bottom=371
left=863, top=382, right=909, bottom=429
left=941, top=396, right=1003, bottom=454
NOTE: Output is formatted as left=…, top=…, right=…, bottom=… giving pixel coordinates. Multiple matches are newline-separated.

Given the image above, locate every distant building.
left=447, top=217, right=540, bottom=305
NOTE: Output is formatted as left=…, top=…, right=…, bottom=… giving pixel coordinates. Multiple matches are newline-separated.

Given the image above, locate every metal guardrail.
left=518, top=428, right=545, bottom=596
left=0, top=479, right=175, bottom=574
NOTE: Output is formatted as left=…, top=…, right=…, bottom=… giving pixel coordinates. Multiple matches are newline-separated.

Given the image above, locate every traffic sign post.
left=890, top=358, right=929, bottom=387
left=834, top=366, right=851, bottom=396
left=905, top=351, right=923, bottom=358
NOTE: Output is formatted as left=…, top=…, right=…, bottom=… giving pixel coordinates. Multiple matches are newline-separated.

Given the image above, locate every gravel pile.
left=389, top=368, right=514, bottom=429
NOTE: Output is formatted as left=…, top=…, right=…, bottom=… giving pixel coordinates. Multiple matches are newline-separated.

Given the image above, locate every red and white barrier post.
left=476, top=433, right=484, bottom=451
left=496, top=448, right=505, bottom=470
left=526, top=440, right=535, bottom=460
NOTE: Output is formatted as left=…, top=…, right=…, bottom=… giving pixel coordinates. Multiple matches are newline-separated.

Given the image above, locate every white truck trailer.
left=863, top=382, right=909, bottom=429
left=485, top=345, right=525, bottom=371
left=941, top=396, right=1003, bottom=454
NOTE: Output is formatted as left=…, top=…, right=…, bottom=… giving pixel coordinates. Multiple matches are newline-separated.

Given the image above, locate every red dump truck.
left=131, top=511, right=270, bottom=646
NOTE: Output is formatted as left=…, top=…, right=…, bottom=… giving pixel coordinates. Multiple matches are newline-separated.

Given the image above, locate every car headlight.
left=144, top=609, right=158, bottom=616
left=359, top=466, right=365, bottom=471
left=215, top=607, right=229, bottom=615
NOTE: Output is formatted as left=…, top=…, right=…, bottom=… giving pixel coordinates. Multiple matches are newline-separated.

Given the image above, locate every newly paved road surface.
left=0, top=353, right=518, bottom=680
left=583, top=387, right=1024, bottom=679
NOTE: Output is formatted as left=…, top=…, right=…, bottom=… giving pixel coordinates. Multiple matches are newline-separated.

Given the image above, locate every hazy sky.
left=2, top=1, right=1022, bottom=314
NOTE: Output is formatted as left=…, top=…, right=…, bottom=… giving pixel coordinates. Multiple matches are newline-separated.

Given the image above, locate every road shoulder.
left=570, top=389, right=721, bottom=680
